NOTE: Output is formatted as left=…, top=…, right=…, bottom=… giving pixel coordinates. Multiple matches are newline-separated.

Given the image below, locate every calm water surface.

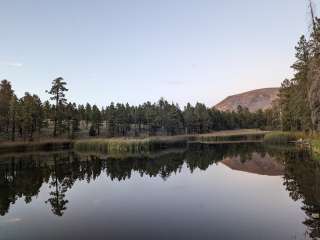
left=0, top=143, right=319, bottom=240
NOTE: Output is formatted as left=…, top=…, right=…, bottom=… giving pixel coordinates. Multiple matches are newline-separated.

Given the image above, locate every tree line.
left=0, top=78, right=271, bottom=141
left=271, top=9, right=320, bottom=133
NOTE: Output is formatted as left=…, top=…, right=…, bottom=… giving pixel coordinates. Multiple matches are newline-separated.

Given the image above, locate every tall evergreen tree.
left=0, top=80, right=14, bottom=137
left=91, top=105, right=102, bottom=136
left=8, top=95, right=18, bottom=141
left=46, top=77, right=68, bottom=136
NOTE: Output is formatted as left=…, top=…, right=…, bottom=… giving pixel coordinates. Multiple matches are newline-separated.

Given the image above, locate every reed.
left=74, top=136, right=187, bottom=154
left=311, top=138, right=320, bottom=155
left=0, top=130, right=269, bottom=155
left=263, top=131, right=303, bottom=145
left=74, top=130, right=269, bottom=154
left=194, top=133, right=265, bottom=142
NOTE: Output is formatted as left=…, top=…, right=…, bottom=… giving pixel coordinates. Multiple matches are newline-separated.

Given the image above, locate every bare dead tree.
left=309, top=0, right=317, bottom=32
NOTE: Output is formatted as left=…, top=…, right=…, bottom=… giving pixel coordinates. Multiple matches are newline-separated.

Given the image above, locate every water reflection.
left=0, top=143, right=261, bottom=217
left=280, top=148, right=320, bottom=239
left=222, top=152, right=284, bottom=176
left=0, top=143, right=320, bottom=239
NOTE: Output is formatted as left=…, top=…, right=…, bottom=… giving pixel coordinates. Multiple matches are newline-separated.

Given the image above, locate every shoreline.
left=0, top=140, right=73, bottom=154
left=0, top=129, right=268, bottom=155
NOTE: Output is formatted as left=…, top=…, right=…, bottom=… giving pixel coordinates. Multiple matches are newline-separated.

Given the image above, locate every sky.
left=0, top=0, right=314, bottom=107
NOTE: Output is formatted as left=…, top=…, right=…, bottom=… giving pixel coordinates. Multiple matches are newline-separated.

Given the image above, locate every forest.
left=0, top=77, right=271, bottom=142
left=272, top=13, right=320, bottom=133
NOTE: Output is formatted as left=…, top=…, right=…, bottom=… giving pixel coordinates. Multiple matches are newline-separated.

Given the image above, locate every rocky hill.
left=215, top=88, right=279, bottom=112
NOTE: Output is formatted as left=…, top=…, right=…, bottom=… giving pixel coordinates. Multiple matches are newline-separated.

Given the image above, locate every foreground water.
left=0, top=143, right=319, bottom=240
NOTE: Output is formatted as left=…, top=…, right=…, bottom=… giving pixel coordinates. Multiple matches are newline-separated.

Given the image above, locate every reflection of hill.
left=221, top=153, right=284, bottom=176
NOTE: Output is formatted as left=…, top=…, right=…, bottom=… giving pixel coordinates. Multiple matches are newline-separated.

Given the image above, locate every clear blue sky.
left=0, top=0, right=313, bottom=107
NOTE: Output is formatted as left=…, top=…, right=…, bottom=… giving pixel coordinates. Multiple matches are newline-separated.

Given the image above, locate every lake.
left=0, top=143, right=319, bottom=240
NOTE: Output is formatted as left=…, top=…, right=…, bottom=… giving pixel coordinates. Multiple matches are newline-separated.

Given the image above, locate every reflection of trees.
left=45, top=156, right=70, bottom=216
left=46, top=179, right=68, bottom=217
left=0, top=143, right=274, bottom=217
left=280, top=148, right=320, bottom=239
left=1, top=144, right=317, bottom=237
left=186, top=142, right=267, bottom=171
left=0, top=155, right=50, bottom=216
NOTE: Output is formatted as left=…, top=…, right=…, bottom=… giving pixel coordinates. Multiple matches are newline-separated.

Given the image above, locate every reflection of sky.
left=0, top=0, right=310, bottom=107
left=1, top=162, right=306, bottom=240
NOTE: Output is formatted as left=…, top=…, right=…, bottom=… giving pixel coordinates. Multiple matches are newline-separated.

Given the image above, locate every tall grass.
left=74, top=131, right=268, bottom=155
left=0, top=129, right=269, bottom=155
left=263, top=132, right=303, bottom=145
left=311, top=138, right=320, bottom=155
left=194, top=133, right=265, bottom=142
left=74, top=137, right=187, bottom=154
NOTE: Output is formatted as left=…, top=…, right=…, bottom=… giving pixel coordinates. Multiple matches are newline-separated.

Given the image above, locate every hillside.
left=215, top=88, right=279, bottom=112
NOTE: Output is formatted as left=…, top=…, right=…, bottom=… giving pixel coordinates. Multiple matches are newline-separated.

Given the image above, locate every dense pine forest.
left=273, top=13, right=320, bottom=133
left=0, top=78, right=271, bottom=142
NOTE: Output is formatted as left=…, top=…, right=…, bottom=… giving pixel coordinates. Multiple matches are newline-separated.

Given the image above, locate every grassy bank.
left=75, top=129, right=268, bottom=155
left=263, top=132, right=320, bottom=158
left=0, top=129, right=269, bottom=155
left=311, top=138, right=320, bottom=154
left=0, top=139, right=73, bottom=154
left=193, top=129, right=267, bottom=142
left=74, top=136, right=188, bottom=154
left=263, top=131, right=304, bottom=145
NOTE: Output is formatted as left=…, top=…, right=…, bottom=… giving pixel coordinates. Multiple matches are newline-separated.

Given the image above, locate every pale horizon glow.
left=0, top=0, right=313, bottom=107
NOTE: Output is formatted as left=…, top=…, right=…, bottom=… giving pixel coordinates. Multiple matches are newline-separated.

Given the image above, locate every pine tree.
left=91, top=105, right=102, bottom=136
left=8, top=95, right=18, bottom=141
left=183, top=103, right=196, bottom=134
left=0, top=80, right=14, bottom=138
left=85, top=103, right=92, bottom=129
left=308, top=18, right=320, bottom=131
left=291, top=35, right=312, bottom=131
left=46, top=77, right=68, bottom=137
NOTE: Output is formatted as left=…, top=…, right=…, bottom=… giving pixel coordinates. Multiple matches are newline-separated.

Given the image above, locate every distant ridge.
left=214, top=88, right=279, bottom=112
